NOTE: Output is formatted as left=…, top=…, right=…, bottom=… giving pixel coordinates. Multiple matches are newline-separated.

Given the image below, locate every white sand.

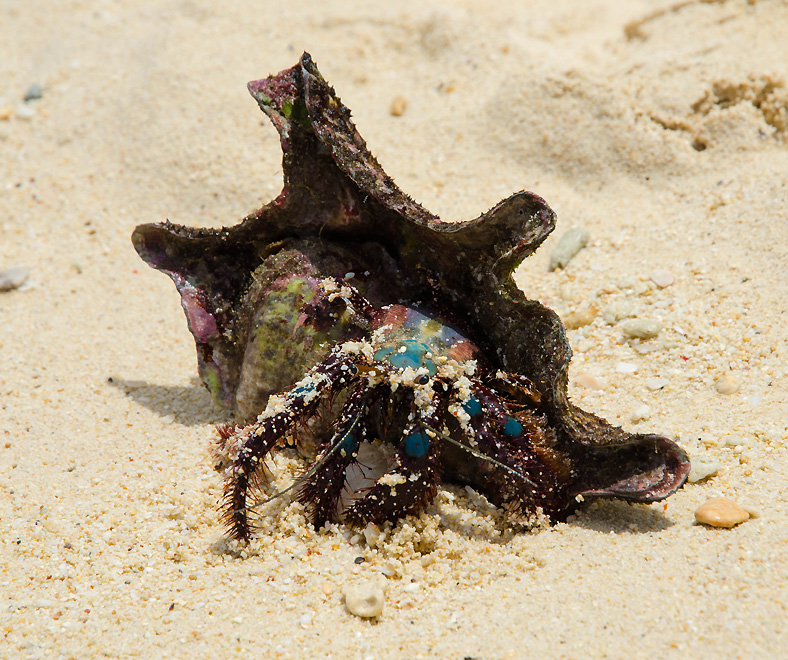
left=2, top=1, right=787, bottom=657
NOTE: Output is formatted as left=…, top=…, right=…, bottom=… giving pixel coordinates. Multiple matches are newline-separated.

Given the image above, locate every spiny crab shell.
left=132, top=53, right=689, bottom=538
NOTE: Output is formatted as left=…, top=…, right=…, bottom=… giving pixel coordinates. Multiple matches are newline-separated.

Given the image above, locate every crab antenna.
left=421, top=423, right=538, bottom=488
left=248, top=412, right=363, bottom=510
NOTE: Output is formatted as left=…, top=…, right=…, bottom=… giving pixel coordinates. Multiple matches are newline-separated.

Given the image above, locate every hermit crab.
left=132, top=53, right=690, bottom=541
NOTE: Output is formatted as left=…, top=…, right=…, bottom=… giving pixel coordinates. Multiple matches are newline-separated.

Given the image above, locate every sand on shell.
left=2, top=1, right=787, bottom=658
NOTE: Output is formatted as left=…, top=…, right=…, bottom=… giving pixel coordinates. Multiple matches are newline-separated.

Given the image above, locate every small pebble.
left=622, top=319, right=661, bottom=340
left=575, top=372, right=603, bottom=390
left=363, top=523, right=383, bottom=548
left=549, top=226, right=590, bottom=271
left=0, top=106, right=12, bottom=121
left=24, top=83, right=43, bottom=102
left=694, top=497, right=749, bottom=528
left=649, top=269, right=675, bottom=288
left=0, top=266, right=30, bottom=291
left=321, top=582, right=333, bottom=596
left=722, top=434, right=748, bottom=447
left=714, top=375, right=740, bottom=395
left=738, top=500, right=761, bottom=519
left=299, top=613, right=312, bottom=628
left=630, top=403, right=651, bottom=423
left=687, top=456, right=721, bottom=483
left=603, top=303, right=634, bottom=324
left=645, top=377, right=669, bottom=391
left=390, top=95, right=407, bottom=117
left=14, top=103, right=36, bottom=120
left=343, top=582, right=385, bottom=618
left=563, top=305, right=597, bottom=330
left=615, top=362, right=637, bottom=374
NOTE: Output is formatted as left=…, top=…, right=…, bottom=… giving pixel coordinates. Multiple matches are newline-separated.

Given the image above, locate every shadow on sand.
left=107, top=375, right=231, bottom=427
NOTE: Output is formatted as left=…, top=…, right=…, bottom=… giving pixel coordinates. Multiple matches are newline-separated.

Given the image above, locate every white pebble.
left=738, top=500, right=761, bottom=519
left=343, top=582, right=385, bottom=618
left=299, top=613, right=312, bottom=628
left=630, top=403, right=651, bottom=423
left=615, top=362, right=638, bottom=374
left=622, top=319, right=661, bottom=340
left=687, top=456, right=720, bottom=483
left=15, top=103, right=36, bottom=120
left=603, top=303, right=634, bottom=324
left=363, top=523, right=383, bottom=548
left=0, top=266, right=30, bottom=291
left=575, top=372, right=603, bottom=390
left=649, top=270, right=675, bottom=288
left=714, top=375, right=740, bottom=395
left=549, top=227, right=590, bottom=270
left=722, top=434, right=748, bottom=447
left=645, top=377, right=669, bottom=391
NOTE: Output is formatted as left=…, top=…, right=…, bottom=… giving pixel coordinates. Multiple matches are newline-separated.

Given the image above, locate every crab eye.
left=417, top=375, right=430, bottom=385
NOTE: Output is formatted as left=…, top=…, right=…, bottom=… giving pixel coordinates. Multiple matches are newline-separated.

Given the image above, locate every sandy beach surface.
left=2, top=1, right=787, bottom=657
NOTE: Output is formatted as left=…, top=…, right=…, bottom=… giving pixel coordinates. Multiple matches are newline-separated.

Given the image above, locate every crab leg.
left=221, top=348, right=357, bottom=540
left=344, top=407, right=444, bottom=526
left=490, top=370, right=542, bottom=405
left=295, top=386, right=378, bottom=528
left=451, top=385, right=563, bottom=515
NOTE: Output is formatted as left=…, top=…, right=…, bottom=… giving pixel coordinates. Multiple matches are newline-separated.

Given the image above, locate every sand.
left=2, top=0, right=787, bottom=657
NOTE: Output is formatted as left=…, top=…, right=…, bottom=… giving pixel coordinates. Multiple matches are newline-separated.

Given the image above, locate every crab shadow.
left=107, top=375, right=232, bottom=427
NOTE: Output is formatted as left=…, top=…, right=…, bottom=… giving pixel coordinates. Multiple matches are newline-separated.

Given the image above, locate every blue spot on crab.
left=132, top=53, right=690, bottom=541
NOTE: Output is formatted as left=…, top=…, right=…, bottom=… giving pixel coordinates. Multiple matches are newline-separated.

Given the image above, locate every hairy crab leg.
left=490, top=370, right=542, bottom=405
left=452, top=386, right=564, bottom=515
left=318, top=276, right=378, bottom=321
left=419, top=422, right=537, bottom=488
left=295, top=386, right=381, bottom=528
left=344, top=408, right=444, bottom=526
left=221, top=348, right=358, bottom=541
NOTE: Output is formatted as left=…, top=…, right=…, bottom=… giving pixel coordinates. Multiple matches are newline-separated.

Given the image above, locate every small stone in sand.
left=630, top=403, right=651, bottom=423
left=14, top=103, right=35, bottom=120
left=575, top=372, right=603, bottom=390
left=0, top=266, right=30, bottom=291
left=649, top=269, right=675, bottom=288
left=390, top=95, right=407, bottom=116
left=645, top=377, right=669, bottom=391
left=694, top=497, right=749, bottom=528
left=622, top=319, right=660, bottom=339
left=722, top=434, right=748, bottom=447
left=563, top=305, right=597, bottom=329
left=714, top=374, right=740, bottom=395
left=687, top=456, right=721, bottom=483
left=24, top=83, right=43, bottom=102
left=343, top=582, right=384, bottom=618
left=549, top=226, right=589, bottom=271
left=363, top=522, right=383, bottom=548
left=603, top=303, right=634, bottom=324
